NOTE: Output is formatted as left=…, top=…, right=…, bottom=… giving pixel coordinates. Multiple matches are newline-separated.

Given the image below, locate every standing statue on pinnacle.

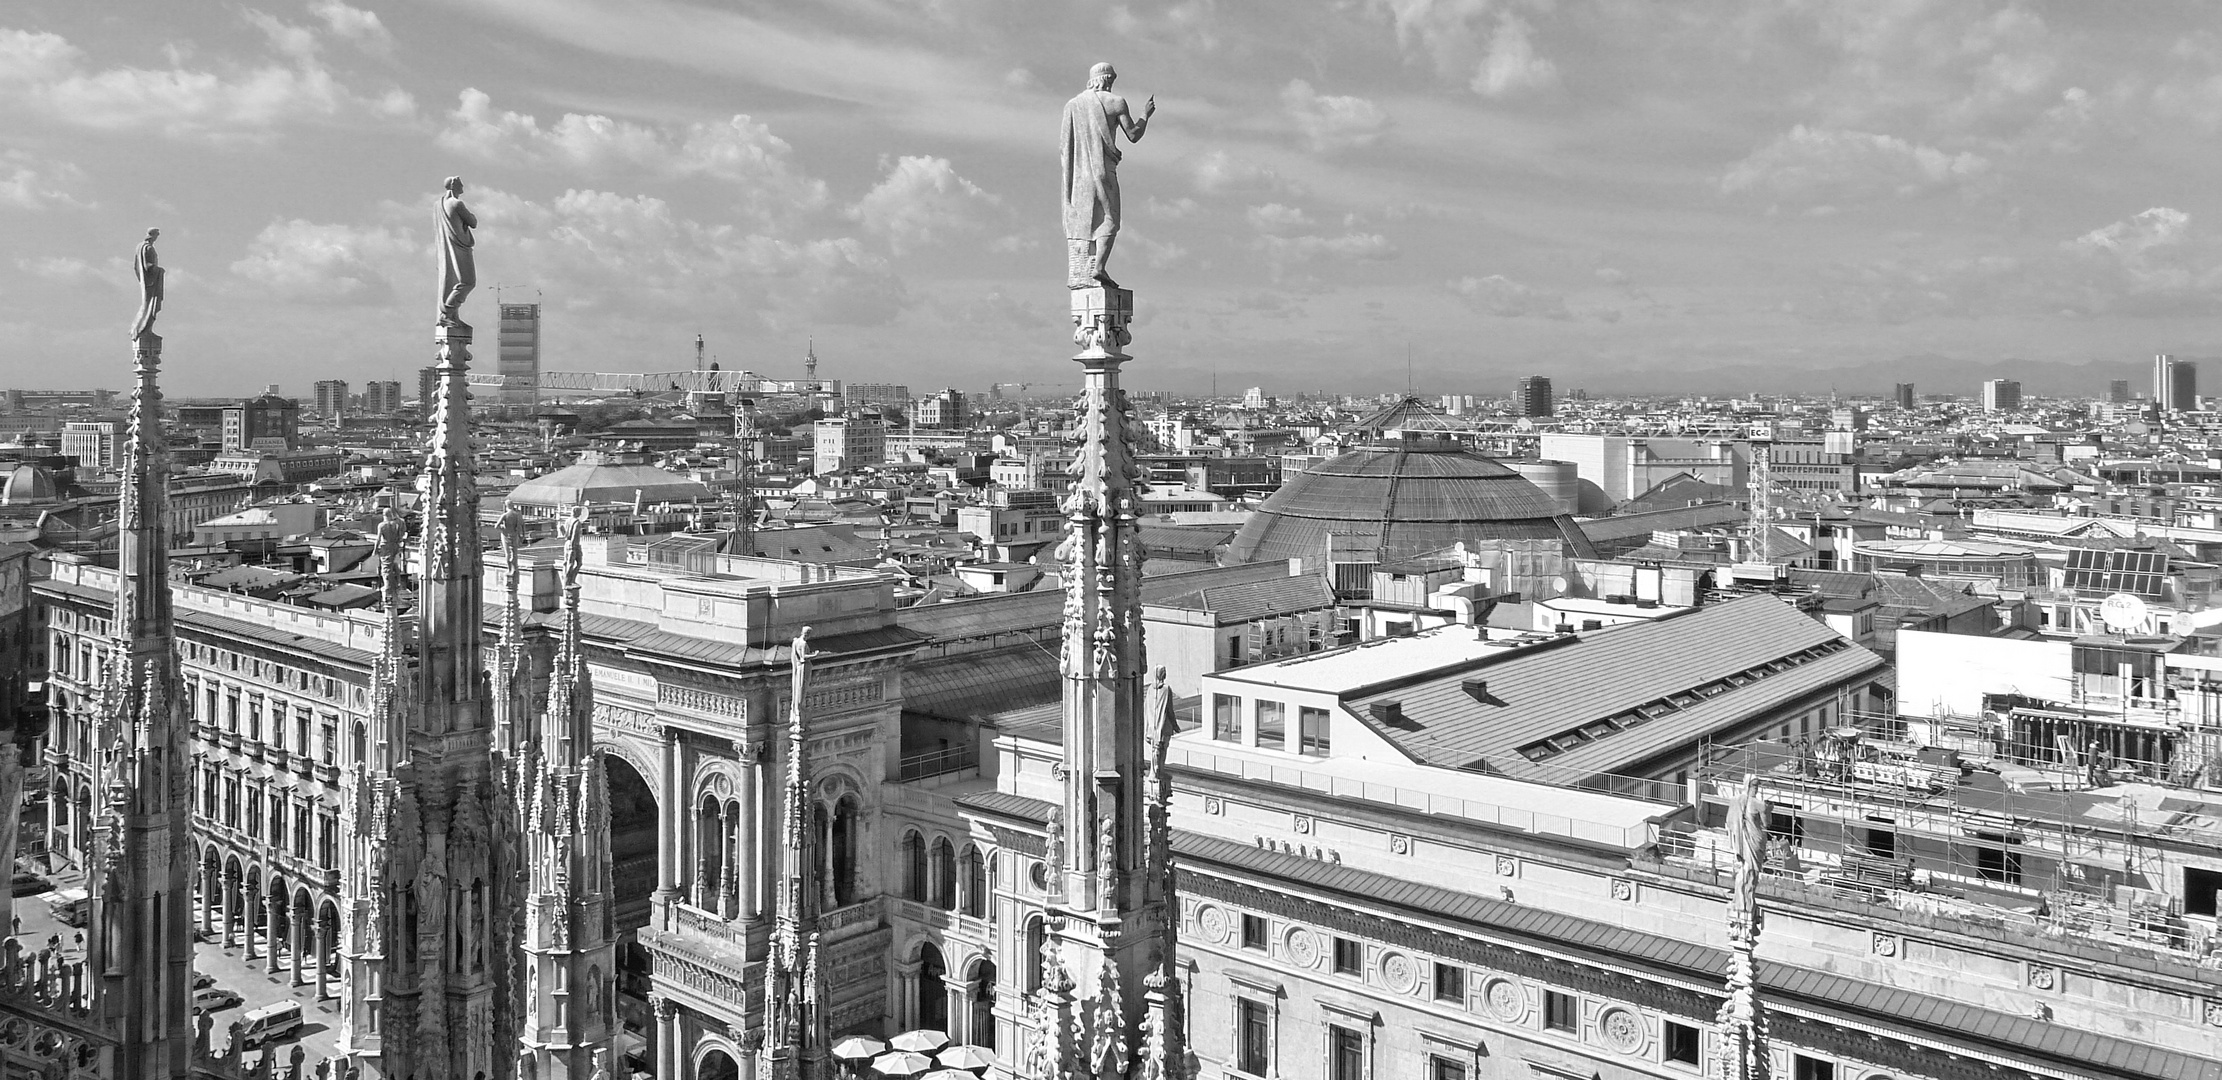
left=437, top=175, right=478, bottom=329
left=1062, top=62, right=1154, bottom=289
left=130, top=228, right=163, bottom=341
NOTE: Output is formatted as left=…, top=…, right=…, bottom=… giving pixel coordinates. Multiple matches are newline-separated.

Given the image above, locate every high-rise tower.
left=85, top=242, right=197, bottom=1079
left=340, top=186, right=522, bottom=1079
left=517, top=510, right=617, bottom=1079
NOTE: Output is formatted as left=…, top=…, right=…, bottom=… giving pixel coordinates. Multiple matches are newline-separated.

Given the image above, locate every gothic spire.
left=1714, top=776, right=1772, bottom=1080
left=519, top=507, right=617, bottom=1079
left=86, top=229, right=197, bottom=1078
left=763, top=628, right=826, bottom=1080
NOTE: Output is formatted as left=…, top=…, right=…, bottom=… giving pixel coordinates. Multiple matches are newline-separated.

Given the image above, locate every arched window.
left=918, top=943, right=948, bottom=1031
left=698, top=795, right=728, bottom=910
left=831, top=797, right=859, bottom=907
left=1024, top=917, right=1046, bottom=992
left=929, top=837, right=957, bottom=911
left=969, top=959, right=998, bottom=1049
left=900, top=831, right=926, bottom=902
left=960, top=846, right=987, bottom=918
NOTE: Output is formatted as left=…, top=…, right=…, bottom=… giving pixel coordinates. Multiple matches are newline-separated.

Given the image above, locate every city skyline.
left=4, top=3, right=2222, bottom=397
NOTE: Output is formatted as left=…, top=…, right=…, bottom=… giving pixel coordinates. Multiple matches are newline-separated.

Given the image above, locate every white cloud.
left=1280, top=79, right=1391, bottom=152
left=0, top=24, right=413, bottom=141
left=1473, top=14, right=1556, bottom=97
left=848, top=155, right=999, bottom=256
left=437, top=90, right=829, bottom=222
left=1448, top=274, right=1570, bottom=318
left=308, top=1, right=394, bottom=52
left=1190, top=149, right=1300, bottom=196
left=0, top=153, right=89, bottom=210
left=16, top=256, right=111, bottom=286
left=229, top=218, right=415, bottom=303
left=1720, top=125, right=1989, bottom=203
left=1245, top=203, right=1313, bottom=235
left=1258, top=232, right=1397, bottom=262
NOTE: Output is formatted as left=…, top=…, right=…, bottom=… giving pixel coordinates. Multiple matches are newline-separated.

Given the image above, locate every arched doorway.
left=918, top=943, right=947, bottom=1032
left=603, top=755, right=660, bottom=1046
left=967, top=958, right=997, bottom=1049
left=698, top=1048, right=741, bottom=1080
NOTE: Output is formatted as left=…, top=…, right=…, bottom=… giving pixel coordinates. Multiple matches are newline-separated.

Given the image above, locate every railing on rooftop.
left=899, top=743, right=978, bottom=784
left=1170, top=746, right=1659, bottom=849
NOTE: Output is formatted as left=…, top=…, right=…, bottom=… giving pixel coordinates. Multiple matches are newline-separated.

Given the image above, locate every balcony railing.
left=899, top=743, right=978, bottom=783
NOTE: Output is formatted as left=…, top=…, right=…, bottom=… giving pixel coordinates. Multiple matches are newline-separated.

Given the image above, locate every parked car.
left=236, top=1002, right=302, bottom=1047
left=192, top=971, right=217, bottom=991
left=190, top=987, right=242, bottom=1015
left=8, top=871, right=50, bottom=897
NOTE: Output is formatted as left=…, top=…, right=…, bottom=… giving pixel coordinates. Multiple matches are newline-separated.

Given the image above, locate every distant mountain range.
left=1546, top=354, right=2218, bottom=400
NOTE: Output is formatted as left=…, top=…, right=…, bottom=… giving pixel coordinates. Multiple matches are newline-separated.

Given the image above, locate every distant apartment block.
left=843, top=382, right=911, bottom=416
left=1516, top=374, right=1554, bottom=417
left=1538, top=433, right=1744, bottom=509
left=59, top=421, right=120, bottom=471
left=1980, top=378, right=2021, bottom=413
left=419, top=365, right=441, bottom=418
left=812, top=416, right=886, bottom=474
left=2155, top=353, right=2196, bottom=411
left=914, top=388, right=967, bottom=429
left=498, top=303, right=541, bottom=410
left=312, top=379, right=349, bottom=416
left=362, top=380, right=403, bottom=415
left=3, top=388, right=114, bottom=411
left=2109, top=379, right=2132, bottom=404
left=1893, top=382, right=1916, bottom=409
left=220, top=394, right=300, bottom=452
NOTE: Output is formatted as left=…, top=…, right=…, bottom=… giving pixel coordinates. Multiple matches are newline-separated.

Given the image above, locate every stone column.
left=241, top=881, right=257, bottom=958
left=656, top=728, right=681, bottom=906
left=719, top=800, right=739, bottom=919
left=219, top=870, right=236, bottom=947
left=314, top=907, right=330, bottom=1000
left=751, top=745, right=772, bottom=919
left=264, top=892, right=281, bottom=973
left=289, top=898, right=307, bottom=986
left=653, top=995, right=679, bottom=1080
left=200, top=865, right=216, bottom=934
left=944, top=980, right=966, bottom=1041
left=736, top=740, right=759, bottom=921
left=895, top=960, right=922, bottom=1029
left=694, top=801, right=713, bottom=910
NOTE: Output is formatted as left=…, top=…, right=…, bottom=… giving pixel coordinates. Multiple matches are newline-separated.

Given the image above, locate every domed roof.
left=0, top=464, right=58, bottom=505
left=507, top=450, right=715, bottom=509
left=1225, top=438, right=1591, bottom=565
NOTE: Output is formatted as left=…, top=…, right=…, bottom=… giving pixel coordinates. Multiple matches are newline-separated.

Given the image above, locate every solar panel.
left=2063, top=547, right=2170, bottom=598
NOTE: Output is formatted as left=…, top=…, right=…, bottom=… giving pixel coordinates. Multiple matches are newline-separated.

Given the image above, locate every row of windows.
left=183, top=677, right=353, bottom=765
left=1210, top=694, right=1330, bottom=754
left=896, top=831, right=992, bottom=918
left=196, top=765, right=339, bottom=869
left=181, top=641, right=361, bottom=705
left=1229, top=918, right=1706, bottom=1070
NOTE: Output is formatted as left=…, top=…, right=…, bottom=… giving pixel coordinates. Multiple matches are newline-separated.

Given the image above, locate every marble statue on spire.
left=437, top=176, right=478, bottom=329
left=1061, top=62, right=1154, bottom=289
left=130, top=228, right=163, bottom=340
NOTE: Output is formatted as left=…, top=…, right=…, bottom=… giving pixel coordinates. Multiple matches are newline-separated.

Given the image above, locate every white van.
left=44, top=888, right=88, bottom=927
left=236, top=1002, right=303, bottom=1048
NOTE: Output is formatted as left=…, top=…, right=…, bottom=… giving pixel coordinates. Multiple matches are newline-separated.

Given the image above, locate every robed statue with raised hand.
left=131, top=228, right=163, bottom=341
left=1061, top=62, right=1154, bottom=289
left=436, top=176, right=477, bottom=328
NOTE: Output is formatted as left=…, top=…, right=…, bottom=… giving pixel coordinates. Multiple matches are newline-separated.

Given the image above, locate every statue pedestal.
left=1071, top=286, right=1133, bottom=362
left=435, top=323, right=472, bottom=364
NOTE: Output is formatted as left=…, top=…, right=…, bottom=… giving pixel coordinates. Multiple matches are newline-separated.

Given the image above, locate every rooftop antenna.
left=695, top=333, right=705, bottom=371
left=1407, top=342, right=1413, bottom=396
left=805, top=337, right=818, bottom=385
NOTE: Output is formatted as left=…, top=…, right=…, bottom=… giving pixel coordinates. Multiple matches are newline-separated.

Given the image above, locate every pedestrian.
left=10, top=915, right=18, bottom=937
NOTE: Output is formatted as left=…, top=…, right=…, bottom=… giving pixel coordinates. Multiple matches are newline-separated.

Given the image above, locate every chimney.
left=1368, top=700, right=1403, bottom=726
left=1462, top=678, right=1491, bottom=702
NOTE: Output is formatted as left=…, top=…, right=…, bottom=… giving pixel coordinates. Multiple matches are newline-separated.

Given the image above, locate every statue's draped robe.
left=438, top=195, right=477, bottom=315
left=131, top=240, right=162, bottom=338
left=1062, top=89, right=1123, bottom=243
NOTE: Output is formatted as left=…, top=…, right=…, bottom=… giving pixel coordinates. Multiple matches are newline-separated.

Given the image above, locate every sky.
left=3, top=1, right=2222, bottom=398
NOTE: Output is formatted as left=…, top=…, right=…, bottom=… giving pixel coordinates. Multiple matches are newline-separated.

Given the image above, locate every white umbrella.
left=832, top=1036, right=888, bottom=1061
left=921, top=1070, right=976, bottom=1080
left=874, top=1051, right=934, bottom=1076
left=937, top=1046, right=1001, bottom=1071
left=888, top=1029, right=950, bottom=1053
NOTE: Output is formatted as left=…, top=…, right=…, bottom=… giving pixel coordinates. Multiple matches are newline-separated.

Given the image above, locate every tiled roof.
left=1576, top=502, right=1746, bottom=543
left=954, top=789, right=1055, bottom=823
left=1172, top=832, right=2222, bottom=1080
left=1149, top=573, right=1335, bottom=624
left=902, top=644, right=1060, bottom=718
left=1344, top=595, right=1884, bottom=779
